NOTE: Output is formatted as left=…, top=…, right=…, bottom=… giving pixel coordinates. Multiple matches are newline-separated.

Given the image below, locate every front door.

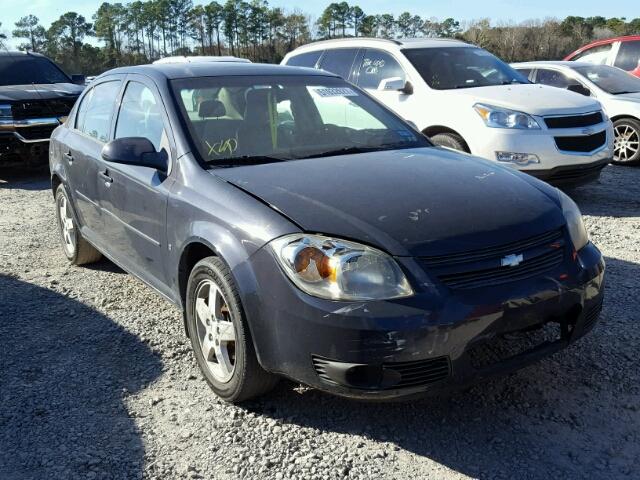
left=97, top=76, right=174, bottom=292
left=353, top=48, right=415, bottom=123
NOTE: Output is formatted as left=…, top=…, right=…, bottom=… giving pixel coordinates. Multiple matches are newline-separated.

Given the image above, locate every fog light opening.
left=495, top=151, right=540, bottom=166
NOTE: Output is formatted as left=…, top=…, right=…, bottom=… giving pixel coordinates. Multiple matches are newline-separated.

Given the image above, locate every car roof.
left=152, top=55, right=251, bottom=64
left=0, top=51, right=48, bottom=59
left=512, top=61, right=605, bottom=69
left=97, top=62, right=337, bottom=81
left=290, top=37, right=469, bottom=53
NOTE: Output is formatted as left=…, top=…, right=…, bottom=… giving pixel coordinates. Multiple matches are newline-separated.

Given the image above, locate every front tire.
left=185, top=256, right=278, bottom=402
left=430, top=132, right=469, bottom=152
left=54, top=185, right=102, bottom=265
left=613, top=118, right=640, bottom=165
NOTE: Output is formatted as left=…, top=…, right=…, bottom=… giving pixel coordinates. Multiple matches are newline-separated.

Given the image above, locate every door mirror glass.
left=71, top=74, right=86, bottom=85
left=378, top=77, right=413, bottom=94
left=567, top=83, right=591, bottom=96
left=101, top=137, right=167, bottom=171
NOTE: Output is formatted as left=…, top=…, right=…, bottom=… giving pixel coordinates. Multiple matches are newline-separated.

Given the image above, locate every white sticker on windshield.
left=312, top=87, right=359, bottom=97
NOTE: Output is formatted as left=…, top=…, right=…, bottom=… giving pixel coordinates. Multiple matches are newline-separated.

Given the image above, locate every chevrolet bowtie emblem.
left=501, top=253, right=524, bottom=267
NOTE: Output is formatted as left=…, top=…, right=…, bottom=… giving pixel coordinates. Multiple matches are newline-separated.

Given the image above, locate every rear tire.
left=430, top=132, right=469, bottom=153
left=612, top=118, right=640, bottom=165
left=186, top=256, right=278, bottom=403
left=54, top=185, right=102, bottom=265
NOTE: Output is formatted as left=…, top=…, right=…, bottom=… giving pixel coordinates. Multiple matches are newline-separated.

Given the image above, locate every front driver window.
left=356, top=49, right=406, bottom=90
left=115, top=82, right=168, bottom=152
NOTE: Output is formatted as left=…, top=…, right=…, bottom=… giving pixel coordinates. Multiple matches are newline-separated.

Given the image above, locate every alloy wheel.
left=193, top=279, right=237, bottom=383
left=58, top=194, right=76, bottom=257
left=614, top=124, right=640, bottom=162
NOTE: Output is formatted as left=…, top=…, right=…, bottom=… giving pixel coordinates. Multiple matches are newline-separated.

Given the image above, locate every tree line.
left=1, top=1, right=639, bottom=75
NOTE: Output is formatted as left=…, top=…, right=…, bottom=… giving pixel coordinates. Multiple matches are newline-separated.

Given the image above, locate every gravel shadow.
left=246, top=255, right=640, bottom=479
left=568, top=164, right=640, bottom=218
left=0, top=274, right=164, bottom=480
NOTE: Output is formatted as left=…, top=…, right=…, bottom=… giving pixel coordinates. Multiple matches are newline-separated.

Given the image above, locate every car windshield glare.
left=0, top=56, right=70, bottom=86
left=573, top=65, right=640, bottom=95
left=403, top=47, right=530, bottom=90
left=171, top=75, right=429, bottom=165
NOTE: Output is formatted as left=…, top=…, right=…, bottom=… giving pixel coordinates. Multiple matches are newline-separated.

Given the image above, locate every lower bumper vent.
left=312, top=355, right=450, bottom=390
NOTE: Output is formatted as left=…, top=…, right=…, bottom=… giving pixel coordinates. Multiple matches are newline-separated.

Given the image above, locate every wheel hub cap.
left=614, top=124, right=639, bottom=162
left=194, top=280, right=237, bottom=383
left=58, top=195, right=75, bottom=255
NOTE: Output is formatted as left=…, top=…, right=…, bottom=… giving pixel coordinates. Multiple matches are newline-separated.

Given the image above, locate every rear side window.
left=318, top=49, right=359, bottom=80
left=572, top=44, right=612, bottom=65
left=115, top=82, right=167, bottom=152
left=286, top=51, right=323, bottom=68
left=356, top=49, right=406, bottom=90
left=535, top=69, right=572, bottom=88
left=75, top=81, right=121, bottom=143
left=614, top=41, right=640, bottom=71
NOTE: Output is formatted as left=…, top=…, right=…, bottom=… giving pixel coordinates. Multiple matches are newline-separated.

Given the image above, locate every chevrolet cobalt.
left=50, top=63, right=605, bottom=402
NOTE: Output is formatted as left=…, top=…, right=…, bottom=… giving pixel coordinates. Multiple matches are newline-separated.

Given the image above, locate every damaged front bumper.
left=0, top=117, right=62, bottom=165
left=244, top=241, right=605, bottom=400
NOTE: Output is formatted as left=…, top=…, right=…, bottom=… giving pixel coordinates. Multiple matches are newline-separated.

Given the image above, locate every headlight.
left=0, top=104, right=12, bottom=121
left=269, top=234, right=413, bottom=301
left=557, top=189, right=589, bottom=251
left=474, top=103, right=540, bottom=130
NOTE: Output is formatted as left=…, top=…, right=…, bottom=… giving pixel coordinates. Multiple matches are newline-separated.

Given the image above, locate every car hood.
left=213, top=148, right=565, bottom=257
left=448, top=83, right=600, bottom=116
left=0, top=83, right=83, bottom=102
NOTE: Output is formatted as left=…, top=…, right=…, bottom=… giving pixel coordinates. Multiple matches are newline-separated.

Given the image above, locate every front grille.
left=546, top=162, right=607, bottom=183
left=11, top=98, right=76, bottom=120
left=467, top=323, right=561, bottom=370
left=384, top=357, right=451, bottom=389
left=544, top=112, right=603, bottom=129
left=582, top=298, right=603, bottom=331
left=420, top=228, right=566, bottom=290
left=311, top=355, right=450, bottom=390
left=15, top=125, right=56, bottom=140
left=554, top=131, right=606, bottom=152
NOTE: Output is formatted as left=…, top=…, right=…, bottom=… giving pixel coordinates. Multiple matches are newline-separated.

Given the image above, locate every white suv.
left=282, top=38, right=614, bottom=186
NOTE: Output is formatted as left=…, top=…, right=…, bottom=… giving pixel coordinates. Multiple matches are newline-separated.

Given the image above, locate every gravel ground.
left=0, top=165, right=639, bottom=480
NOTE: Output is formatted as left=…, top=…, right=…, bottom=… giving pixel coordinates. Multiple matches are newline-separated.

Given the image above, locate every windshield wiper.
left=206, top=155, right=289, bottom=166
left=613, top=90, right=640, bottom=95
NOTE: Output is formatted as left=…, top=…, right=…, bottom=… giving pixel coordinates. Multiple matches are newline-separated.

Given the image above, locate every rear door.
left=63, top=78, right=123, bottom=242
left=98, top=74, right=175, bottom=292
left=317, top=48, right=360, bottom=81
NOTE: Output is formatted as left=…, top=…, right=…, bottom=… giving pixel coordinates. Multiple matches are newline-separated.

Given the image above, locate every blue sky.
left=1, top=0, right=638, bottom=46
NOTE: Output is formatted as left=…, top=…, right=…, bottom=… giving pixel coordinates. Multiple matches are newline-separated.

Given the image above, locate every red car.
left=565, top=35, right=640, bottom=78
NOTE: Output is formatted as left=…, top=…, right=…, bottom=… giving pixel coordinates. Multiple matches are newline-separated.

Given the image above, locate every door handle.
left=98, top=169, right=113, bottom=186
left=63, top=151, right=74, bottom=163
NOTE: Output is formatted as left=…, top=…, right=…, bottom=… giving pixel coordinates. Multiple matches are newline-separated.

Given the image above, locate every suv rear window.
left=0, top=55, right=70, bottom=86
left=286, top=51, right=323, bottom=68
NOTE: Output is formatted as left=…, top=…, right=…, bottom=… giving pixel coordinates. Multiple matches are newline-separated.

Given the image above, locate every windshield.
left=402, top=47, right=530, bottom=90
left=573, top=65, right=640, bottom=95
left=0, top=55, right=70, bottom=86
left=171, top=75, right=429, bottom=165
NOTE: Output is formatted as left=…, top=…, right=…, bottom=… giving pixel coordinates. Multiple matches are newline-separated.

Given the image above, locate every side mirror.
left=101, top=137, right=167, bottom=172
left=71, top=74, right=86, bottom=85
left=378, top=77, right=413, bottom=95
left=567, top=83, right=591, bottom=96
